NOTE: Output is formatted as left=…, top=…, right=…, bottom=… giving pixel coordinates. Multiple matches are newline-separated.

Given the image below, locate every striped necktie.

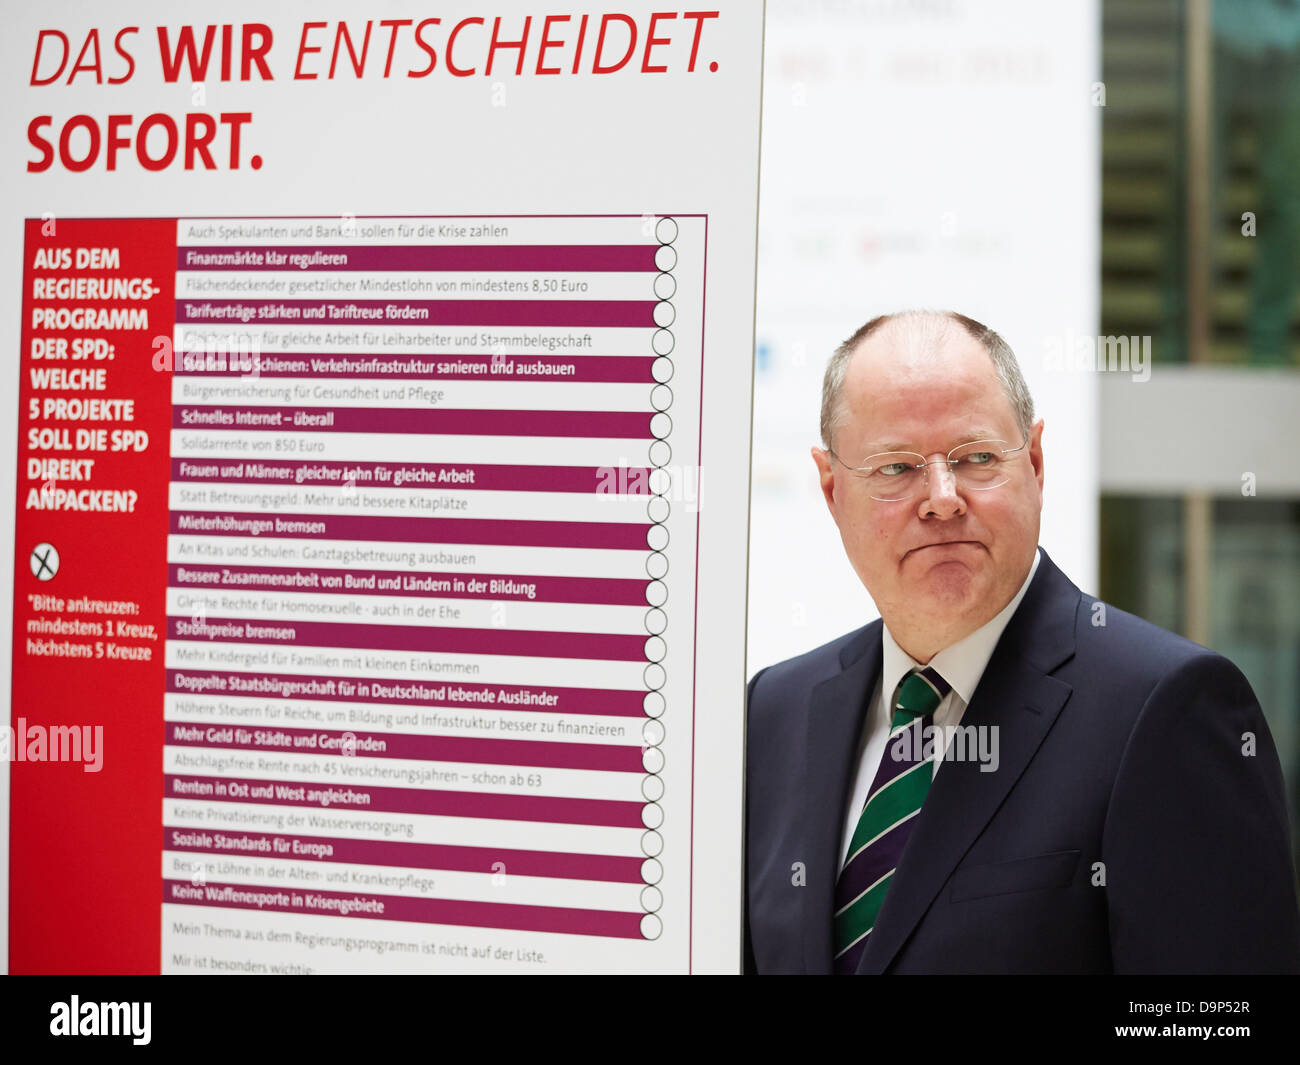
left=833, top=665, right=951, bottom=974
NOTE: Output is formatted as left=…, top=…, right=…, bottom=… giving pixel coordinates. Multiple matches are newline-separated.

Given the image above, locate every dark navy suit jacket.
left=744, top=548, right=1300, bottom=973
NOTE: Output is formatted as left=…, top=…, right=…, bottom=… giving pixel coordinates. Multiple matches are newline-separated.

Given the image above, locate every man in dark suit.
left=744, top=310, right=1300, bottom=974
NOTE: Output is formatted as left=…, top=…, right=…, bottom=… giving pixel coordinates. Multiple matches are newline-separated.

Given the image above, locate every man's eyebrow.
left=865, top=430, right=1005, bottom=453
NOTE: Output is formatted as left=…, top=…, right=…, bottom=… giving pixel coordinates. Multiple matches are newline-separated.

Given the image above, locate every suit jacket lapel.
left=801, top=623, right=881, bottom=974
left=857, top=549, right=1081, bottom=974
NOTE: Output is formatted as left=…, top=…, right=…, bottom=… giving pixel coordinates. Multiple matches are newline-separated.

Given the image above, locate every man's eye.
left=877, top=463, right=912, bottom=476
left=963, top=452, right=996, bottom=466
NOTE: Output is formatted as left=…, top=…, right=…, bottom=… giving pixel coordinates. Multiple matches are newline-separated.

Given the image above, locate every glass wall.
left=1210, top=0, right=1300, bottom=365
left=1102, top=0, right=1300, bottom=366
left=1100, top=0, right=1300, bottom=880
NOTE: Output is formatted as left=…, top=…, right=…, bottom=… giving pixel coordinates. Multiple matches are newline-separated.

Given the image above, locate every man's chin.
left=910, top=558, right=984, bottom=605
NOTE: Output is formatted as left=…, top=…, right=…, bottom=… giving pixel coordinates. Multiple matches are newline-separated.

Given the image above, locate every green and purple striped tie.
left=833, top=666, right=951, bottom=974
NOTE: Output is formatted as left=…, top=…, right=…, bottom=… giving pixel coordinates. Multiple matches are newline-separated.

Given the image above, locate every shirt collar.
left=880, top=547, right=1042, bottom=707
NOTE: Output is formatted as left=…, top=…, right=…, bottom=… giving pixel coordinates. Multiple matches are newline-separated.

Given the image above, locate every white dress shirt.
left=838, top=548, right=1043, bottom=866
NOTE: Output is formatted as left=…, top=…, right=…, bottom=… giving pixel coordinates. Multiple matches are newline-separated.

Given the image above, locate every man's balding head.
left=819, top=311, right=1034, bottom=451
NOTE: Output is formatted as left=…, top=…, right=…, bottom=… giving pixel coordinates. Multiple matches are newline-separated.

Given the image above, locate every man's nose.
left=918, top=459, right=966, bottom=518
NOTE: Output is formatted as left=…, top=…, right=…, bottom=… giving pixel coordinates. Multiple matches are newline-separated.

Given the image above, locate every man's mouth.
left=908, top=540, right=978, bottom=556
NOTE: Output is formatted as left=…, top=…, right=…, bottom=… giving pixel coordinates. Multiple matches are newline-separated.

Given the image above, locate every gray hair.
left=818, top=310, right=1034, bottom=449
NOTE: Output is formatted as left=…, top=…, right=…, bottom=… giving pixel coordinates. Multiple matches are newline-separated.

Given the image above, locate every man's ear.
left=811, top=446, right=839, bottom=516
left=1028, top=417, right=1045, bottom=493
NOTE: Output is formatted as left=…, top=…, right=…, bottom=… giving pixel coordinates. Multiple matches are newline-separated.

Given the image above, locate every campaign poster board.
left=1, top=1, right=763, bottom=974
